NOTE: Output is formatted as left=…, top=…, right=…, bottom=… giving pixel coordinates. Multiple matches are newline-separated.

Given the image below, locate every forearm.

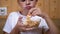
left=10, top=25, right=20, bottom=34
left=3, top=28, right=20, bottom=34
left=3, top=31, right=8, bottom=34
left=44, top=16, right=58, bottom=34
left=10, top=29, right=20, bottom=34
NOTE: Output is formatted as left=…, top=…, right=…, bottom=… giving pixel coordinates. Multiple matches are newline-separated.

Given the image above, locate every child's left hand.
left=28, top=8, right=41, bottom=16
left=28, top=8, right=49, bottom=18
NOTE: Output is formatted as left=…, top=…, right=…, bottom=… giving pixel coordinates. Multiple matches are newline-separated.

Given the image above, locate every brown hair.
left=17, top=0, right=38, bottom=3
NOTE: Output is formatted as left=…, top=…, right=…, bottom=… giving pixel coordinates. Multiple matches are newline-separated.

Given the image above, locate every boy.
left=3, top=0, right=58, bottom=34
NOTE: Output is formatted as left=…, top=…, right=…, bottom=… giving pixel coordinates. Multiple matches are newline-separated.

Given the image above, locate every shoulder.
left=39, top=17, right=45, bottom=21
left=8, top=11, right=20, bottom=17
left=9, top=12, right=18, bottom=16
left=39, top=17, right=47, bottom=26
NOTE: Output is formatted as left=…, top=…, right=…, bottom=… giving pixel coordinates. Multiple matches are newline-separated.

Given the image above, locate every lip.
left=25, top=6, right=31, bottom=10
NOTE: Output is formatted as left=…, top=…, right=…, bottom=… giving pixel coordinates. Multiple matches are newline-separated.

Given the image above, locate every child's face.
left=18, top=0, right=37, bottom=10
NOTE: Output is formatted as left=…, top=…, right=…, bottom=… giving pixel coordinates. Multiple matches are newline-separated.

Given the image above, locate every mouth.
left=25, top=6, right=32, bottom=10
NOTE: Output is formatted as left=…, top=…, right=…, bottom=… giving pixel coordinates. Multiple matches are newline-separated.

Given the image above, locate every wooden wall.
left=0, top=0, right=60, bottom=19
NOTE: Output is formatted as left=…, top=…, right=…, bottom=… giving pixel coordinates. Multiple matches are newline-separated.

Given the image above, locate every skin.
left=4, top=0, right=58, bottom=34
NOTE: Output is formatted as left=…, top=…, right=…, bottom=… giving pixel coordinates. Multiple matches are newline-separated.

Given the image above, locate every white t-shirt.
left=3, top=11, right=49, bottom=34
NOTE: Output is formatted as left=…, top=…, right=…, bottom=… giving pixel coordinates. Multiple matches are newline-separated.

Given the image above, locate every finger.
left=28, top=8, right=37, bottom=15
left=25, top=28, right=32, bottom=30
left=28, top=8, right=42, bottom=16
left=37, top=8, right=42, bottom=14
left=18, top=16, right=23, bottom=22
left=31, top=9, right=40, bottom=16
left=32, top=10, right=37, bottom=16
left=19, top=27, right=26, bottom=31
left=32, top=12, right=41, bottom=16
left=18, top=16, right=23, bottom=21
left=17, top=16, right=23, bottom=26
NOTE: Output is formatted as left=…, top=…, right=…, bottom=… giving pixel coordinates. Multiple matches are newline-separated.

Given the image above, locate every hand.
left=17, top=16, right=37, bottom=32
left=28, top=8, right=58, bottom=34
left=28, top=8, right=49, bottom=18
left=28, top=8, right=41, bottom=16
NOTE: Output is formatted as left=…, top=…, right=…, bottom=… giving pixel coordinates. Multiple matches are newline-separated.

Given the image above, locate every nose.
left=26, top=0, right=30, bottom=5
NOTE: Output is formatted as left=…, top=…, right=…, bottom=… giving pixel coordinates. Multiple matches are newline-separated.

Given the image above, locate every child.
left=3, top=0, right=58, bottom=34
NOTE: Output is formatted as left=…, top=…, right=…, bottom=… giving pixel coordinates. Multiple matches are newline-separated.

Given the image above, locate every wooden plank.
left=0, top=0, right=60, bottom=19
left=36, top=0, right=44, bottom=11
left=11, top=0, right=19, bottom=11
left=58, top=0, right=60, bottom=19
left=0, top=0, right=12, bottom=18
left=43, top=0, right=50, bottom=16
left=49, top=0, right=56, bottom=18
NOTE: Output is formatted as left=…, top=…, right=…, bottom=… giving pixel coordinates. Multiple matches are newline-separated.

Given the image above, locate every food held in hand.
left=22, top=15, right=41, bottom=27
left=22, top=14, right=31, bottom=26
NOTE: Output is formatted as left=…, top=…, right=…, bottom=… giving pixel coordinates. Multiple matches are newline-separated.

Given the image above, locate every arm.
left=3, top=32, right=8, bottom=34
left=3, top=25, right=20, bottom=34
left=3, top=12, right=20, bottom=34
left=28, top=8, right=58, bottom=34
left=43, top=15, right=58, bottom=34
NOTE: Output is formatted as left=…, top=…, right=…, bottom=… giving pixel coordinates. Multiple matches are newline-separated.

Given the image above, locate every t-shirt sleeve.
left=38, top=17, right=49, bottom=31
left=3, top=12, right=19, bottom=33
left=3, top=13, right=13, bottom=33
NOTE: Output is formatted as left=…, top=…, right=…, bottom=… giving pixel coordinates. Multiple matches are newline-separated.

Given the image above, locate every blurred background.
left=0, top=0, right=60, bottom=34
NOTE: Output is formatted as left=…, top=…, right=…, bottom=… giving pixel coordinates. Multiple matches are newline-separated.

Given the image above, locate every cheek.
left=19, top=2, right=26, bottom=8
left=30, top=2, right=36, bottom=7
